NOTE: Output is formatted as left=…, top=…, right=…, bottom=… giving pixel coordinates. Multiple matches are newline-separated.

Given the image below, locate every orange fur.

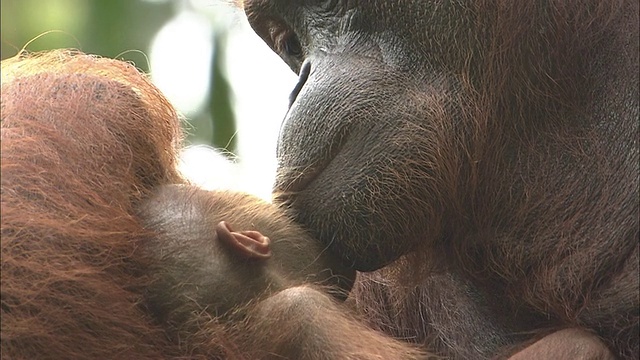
left=0, top=50, right=240, bottom=359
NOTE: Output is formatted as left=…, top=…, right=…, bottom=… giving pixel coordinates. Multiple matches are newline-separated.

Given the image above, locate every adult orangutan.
left=1, top=50, right=431, bottom=359
left=242, top=0, right=639, bottom=359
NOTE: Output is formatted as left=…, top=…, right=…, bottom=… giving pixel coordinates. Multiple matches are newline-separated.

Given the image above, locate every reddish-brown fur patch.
left=0, top=50, right=240, bottom=359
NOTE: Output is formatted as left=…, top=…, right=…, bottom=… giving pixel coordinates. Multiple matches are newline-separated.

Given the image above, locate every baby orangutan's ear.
left=215, top=221, right=272, bottom=260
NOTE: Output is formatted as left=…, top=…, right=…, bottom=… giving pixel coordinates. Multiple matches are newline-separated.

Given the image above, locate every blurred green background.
left=1, top=0, right=237, bottom=153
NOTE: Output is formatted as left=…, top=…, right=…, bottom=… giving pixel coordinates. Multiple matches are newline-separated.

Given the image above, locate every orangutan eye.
left=283, top=35, right=303, bottom=58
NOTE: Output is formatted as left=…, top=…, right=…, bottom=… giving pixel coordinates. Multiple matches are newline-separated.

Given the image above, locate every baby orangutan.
left=138, top=184, right=432, bottom=359
left=139, top=184, right=356, bottom=321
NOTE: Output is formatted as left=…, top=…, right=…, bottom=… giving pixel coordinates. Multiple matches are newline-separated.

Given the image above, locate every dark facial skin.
left=246, top=1, right=478, bottom=271
left=243, top=1, right=638, bottom=359
left=138, top=185, right=356, bottom=326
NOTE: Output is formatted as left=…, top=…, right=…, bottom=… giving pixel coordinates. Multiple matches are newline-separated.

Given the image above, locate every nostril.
left=289, top=60, right=311, bottom=107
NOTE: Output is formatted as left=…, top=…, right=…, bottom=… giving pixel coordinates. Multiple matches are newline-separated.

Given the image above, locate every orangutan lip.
left=278, top=164, right=326, bottom=195
left=277, top=127, right=350, bottom=198
left=288, top=60, right=311, bottom=108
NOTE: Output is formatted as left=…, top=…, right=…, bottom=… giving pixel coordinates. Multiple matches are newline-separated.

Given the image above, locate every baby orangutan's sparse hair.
left=138, top=185, right=356, bottom=330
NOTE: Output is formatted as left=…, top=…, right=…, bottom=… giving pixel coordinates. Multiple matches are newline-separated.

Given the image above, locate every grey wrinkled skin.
left=255, top=1, right=475, bottom=271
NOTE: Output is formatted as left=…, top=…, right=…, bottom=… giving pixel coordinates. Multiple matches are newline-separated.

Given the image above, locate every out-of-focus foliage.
left=1, top=0, right=237, bottom=153
left=209, top=33, right=236, bottom=151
